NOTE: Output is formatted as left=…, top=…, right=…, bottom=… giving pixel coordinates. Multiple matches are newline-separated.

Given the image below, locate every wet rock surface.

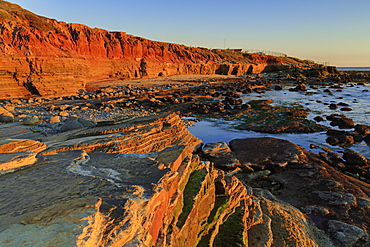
left=0, top=72, right=370, bottom=246
left=229, top=137, right=370, bottom=246
left=0, top=113, right=369, bottom=247
left=1, top=3, right=370, bottom=245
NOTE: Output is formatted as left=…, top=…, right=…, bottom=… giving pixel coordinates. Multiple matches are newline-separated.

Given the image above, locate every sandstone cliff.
left=0, top=1, right=302, bottom=99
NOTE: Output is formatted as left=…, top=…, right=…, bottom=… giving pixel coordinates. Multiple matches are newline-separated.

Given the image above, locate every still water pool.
left=188, top=83, right=370, bottom=158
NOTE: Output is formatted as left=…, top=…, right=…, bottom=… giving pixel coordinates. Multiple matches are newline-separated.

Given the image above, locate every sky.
left=8, top=0, right=370, bottom=67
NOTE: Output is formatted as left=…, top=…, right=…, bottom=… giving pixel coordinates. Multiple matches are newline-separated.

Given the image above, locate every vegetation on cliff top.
left=0, top=0, right=55, bottom=31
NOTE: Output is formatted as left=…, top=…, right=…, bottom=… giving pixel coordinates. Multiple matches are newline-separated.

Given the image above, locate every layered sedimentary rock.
left=230, top=137, right=370, bottom=246
left=0, top=1, right=301, bottom=99
left=3, top=112, right=369, bottom=246
left=0, top=138, right=45, bottom=174
left=41, top=113, right=202, bottom=159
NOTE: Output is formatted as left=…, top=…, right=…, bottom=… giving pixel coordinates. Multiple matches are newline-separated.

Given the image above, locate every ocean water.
left=188, top=83, right=370, bottom=158
left=337, top=67, right=370, bottom=71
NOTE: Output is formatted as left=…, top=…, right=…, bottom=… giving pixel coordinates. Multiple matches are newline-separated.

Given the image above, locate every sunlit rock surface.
left=1, top=113, right=370, bottom=246
left=0, top=1, right=304, bottom=99
left=0, top=138, right=46, bottom=174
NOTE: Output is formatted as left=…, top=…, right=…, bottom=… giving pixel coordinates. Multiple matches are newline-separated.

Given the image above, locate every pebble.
left=49, top=116, right=61, bottom=123
left=59, top=111, right=70, bottom=117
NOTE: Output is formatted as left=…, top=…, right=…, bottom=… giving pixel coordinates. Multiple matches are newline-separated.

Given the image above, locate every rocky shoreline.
left=1, top=70, right=370, bottom=246
left=1, top=2, right=370, bottom=246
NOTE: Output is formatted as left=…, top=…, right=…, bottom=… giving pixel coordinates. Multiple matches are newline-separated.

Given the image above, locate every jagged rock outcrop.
left=0, top=113, right=204, bottom=246
left=1, top=113, right=370, bottom=246
left=230, top=137, right=370, bottom=246
left=40, top=113, right=202, bottom=158
left=0, top=1, right=302, bottom=99
left=0, top=138, right=46, bottom=174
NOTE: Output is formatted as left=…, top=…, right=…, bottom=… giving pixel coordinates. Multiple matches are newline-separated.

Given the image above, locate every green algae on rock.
left=235, top=100, right=329, bottom=133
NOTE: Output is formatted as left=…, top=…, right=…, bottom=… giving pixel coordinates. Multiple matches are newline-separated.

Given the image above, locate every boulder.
left=340, top=107, right=353, bottom=112
left=202, top=142, right=240, bottom=170
left=327, top=220, right=368, bottom=247
left=364, top=134, right=370, bottom=144
left=229, top=137, right=307, bottom=168
left=313, top=116, right=324, bottom=122
left=60, top=117, right=95, bottom=132
left=59, top=111, right=70, bottom=117
left=328, top=115, right=355, bottom=129
left=313, top=191, right=356, bottom=206
left=343, top=149, right=370, bottom=167
left=1, top=106, right=15, bottom=112
left=290, top=83, right=307, bottom=91
left=337, top=134, right=355, bottom=145
left=49, top=116, right=61, bottom=123
left=23, top=116, right=39, bottom=125
left=326, top=136, right=340, bottom=146
left=249, top=189, right=332, bottom=247
left=0, top=111, right=14, bottom=123
left=329, top=103, right=338, bottom=110
left=355, top=124, right=370, bottom=135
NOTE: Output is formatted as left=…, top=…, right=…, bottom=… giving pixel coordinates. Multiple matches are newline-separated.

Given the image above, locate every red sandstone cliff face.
left=0, top=1, right=300, bottom=99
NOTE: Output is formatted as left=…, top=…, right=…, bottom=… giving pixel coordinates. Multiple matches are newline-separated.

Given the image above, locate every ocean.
left=189, top=82, right=370, bottom=159
left=337, top=67, right=370, bottom=71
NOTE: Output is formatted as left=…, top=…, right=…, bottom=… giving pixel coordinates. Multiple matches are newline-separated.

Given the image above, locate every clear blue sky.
left=9, top=0, right=370, bottom=66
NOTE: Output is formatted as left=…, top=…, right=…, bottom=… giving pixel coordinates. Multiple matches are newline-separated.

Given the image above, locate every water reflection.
left=188, top=83, right=370, bottom=158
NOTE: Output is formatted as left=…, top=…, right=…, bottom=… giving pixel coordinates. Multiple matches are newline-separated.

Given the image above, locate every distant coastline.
left=337, top=67, right=370, bottom=71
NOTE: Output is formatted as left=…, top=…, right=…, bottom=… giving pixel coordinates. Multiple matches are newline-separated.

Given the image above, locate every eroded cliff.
left=0, top=1, right=301, bottom=99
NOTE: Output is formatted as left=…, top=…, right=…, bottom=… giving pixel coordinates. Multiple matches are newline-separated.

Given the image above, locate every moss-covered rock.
left=236, top=100, right=329, bottom=133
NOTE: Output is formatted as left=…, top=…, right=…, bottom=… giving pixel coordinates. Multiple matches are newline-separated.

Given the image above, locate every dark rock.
left=327, top=129, right=346, bottom=137
left=202, top=142, right=240, bottom=170
left=326, top=114, right=339, bottom=121
left=241, top=103, right=251, bottom=109
left=364, top=134, right=370, bottom=144
left=229, top=137, right=306, bottom=168
left=295, top=83, right=307, bottom=91
left=348, top=132, right=363, bottom=143
left=23, top=116, right=39, bottom=125
left=309, top=144, right=320, bottom=149
left=189, top=103, right=210, bottom=114
left=338, top=102, right=350, bottom=106
left=326, top=129, right=361, bottom=146
left=60, top=117, right=96, bottom=132
left=337, top=134, right=355, bottom=145
left=327, top=220, right=367, bottom=247
left=343, top=149, right=370, bottom=167
left=326, top=152, right=346, bottom=166
left=329, top=104, right=338, bottom=110
left=301, top=205, right=330, bottom=216
left=223, top=96, right=242, bottom=105
left=328, top=115, right=355, bottom=129
left=355, top=124, right=370, bottom=135
left=0, top=112, right=14, bottom=123
left=358, top=197, right=370, bottom=209
left=340, top=107, right=352, bottom=111
left=326, top=136, right=339, bottom=146
left=313, top=116, right=324, bottom=122
left=313, top=191, right=356, bottom=206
